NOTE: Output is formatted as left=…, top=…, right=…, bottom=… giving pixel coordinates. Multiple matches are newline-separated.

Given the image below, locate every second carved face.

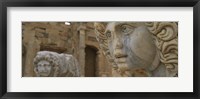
left=35, top=60, right=52, bottom=77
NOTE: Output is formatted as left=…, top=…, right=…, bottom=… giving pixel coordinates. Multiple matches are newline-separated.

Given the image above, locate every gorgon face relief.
left=35, top=60, right=52, bottom=77
left=95, top=22, right=178, bottom=77
left=33, top=51, right=80, bottom=77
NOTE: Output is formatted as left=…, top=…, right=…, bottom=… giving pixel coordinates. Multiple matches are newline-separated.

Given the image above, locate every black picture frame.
left=0, top=0, right=199, bottom=99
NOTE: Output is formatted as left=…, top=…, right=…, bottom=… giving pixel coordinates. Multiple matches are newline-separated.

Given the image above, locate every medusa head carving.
left=94, top=22, right=178, bottom=77
left=33, top=51, right=80, bottom=77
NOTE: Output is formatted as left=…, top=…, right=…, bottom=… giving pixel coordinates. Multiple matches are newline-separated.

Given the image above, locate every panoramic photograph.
left=22, top=22, right=178, bottom=77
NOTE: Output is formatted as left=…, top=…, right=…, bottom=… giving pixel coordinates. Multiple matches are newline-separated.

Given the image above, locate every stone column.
left=23, top=28, right=40, bottom=77
left=78, top=25, right=86, bottom=76
left=95, top=50, right=101, bottom=76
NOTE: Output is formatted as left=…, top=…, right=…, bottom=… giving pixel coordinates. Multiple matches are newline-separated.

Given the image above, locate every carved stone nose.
left=39, top=66, right=45, bottom=72
left=115, top=39, right=123, bottom=49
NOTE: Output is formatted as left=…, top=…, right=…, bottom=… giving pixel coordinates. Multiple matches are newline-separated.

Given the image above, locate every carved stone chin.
left=95, top=22, right=178, bottom=77
left=33, top=51, right=80, bottom=77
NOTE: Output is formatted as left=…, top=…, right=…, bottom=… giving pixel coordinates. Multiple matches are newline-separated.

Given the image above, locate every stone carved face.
left=95, top=22, right=178, bottom=77
left=34, top=51, right=81, bottom=77
left=35, top=60, right=52, bottom=77
left=105, top=22, right=157, bottom=72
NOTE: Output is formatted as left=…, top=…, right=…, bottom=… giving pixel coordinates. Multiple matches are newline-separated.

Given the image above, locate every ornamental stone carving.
left=33, top=51, right=80, bottom=77
left=94, top=22, right=178, bottom=77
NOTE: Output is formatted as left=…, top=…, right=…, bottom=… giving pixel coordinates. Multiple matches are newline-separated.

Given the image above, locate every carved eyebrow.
left=115, top=23, right=138, bottom=29
left=115, top=22, right=144, bottom=27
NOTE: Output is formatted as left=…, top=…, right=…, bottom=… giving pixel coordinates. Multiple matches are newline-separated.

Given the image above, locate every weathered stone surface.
left=23, top=22, right=177, bottom=77
left=94, top=22, right=178, bottom=77
left=22, top=22, right=72, bottom=76
left=33, top=51, right=80, bottom=77
left=22, top=22, right=112, bottom=77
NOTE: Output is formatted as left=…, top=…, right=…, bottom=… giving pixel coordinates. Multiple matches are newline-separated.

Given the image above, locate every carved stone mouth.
left=114, top=53, right=128, bottom=58
left=115, top=57, right=127, bottom=63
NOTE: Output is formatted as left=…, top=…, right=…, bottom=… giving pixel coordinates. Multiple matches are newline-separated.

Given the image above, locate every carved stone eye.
left=46, top=65, right=51, bottom=67
left=121, top=25, right=134, bottom=35
left=121, top=26, right=127, bottom=32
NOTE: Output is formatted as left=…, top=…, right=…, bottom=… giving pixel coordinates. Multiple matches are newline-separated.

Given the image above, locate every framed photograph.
left=1, top=0, right=199, bottom=99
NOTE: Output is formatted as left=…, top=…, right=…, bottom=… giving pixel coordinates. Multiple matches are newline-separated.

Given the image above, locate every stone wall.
left=22, top=22, right=111, bottom=77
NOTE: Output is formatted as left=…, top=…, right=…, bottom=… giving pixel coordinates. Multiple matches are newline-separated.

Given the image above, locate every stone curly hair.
left=145, top=22, right=178, bottom=77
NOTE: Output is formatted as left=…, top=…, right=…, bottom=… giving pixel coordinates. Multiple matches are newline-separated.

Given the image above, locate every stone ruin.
left=23, top=22, right=178, bottom=77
